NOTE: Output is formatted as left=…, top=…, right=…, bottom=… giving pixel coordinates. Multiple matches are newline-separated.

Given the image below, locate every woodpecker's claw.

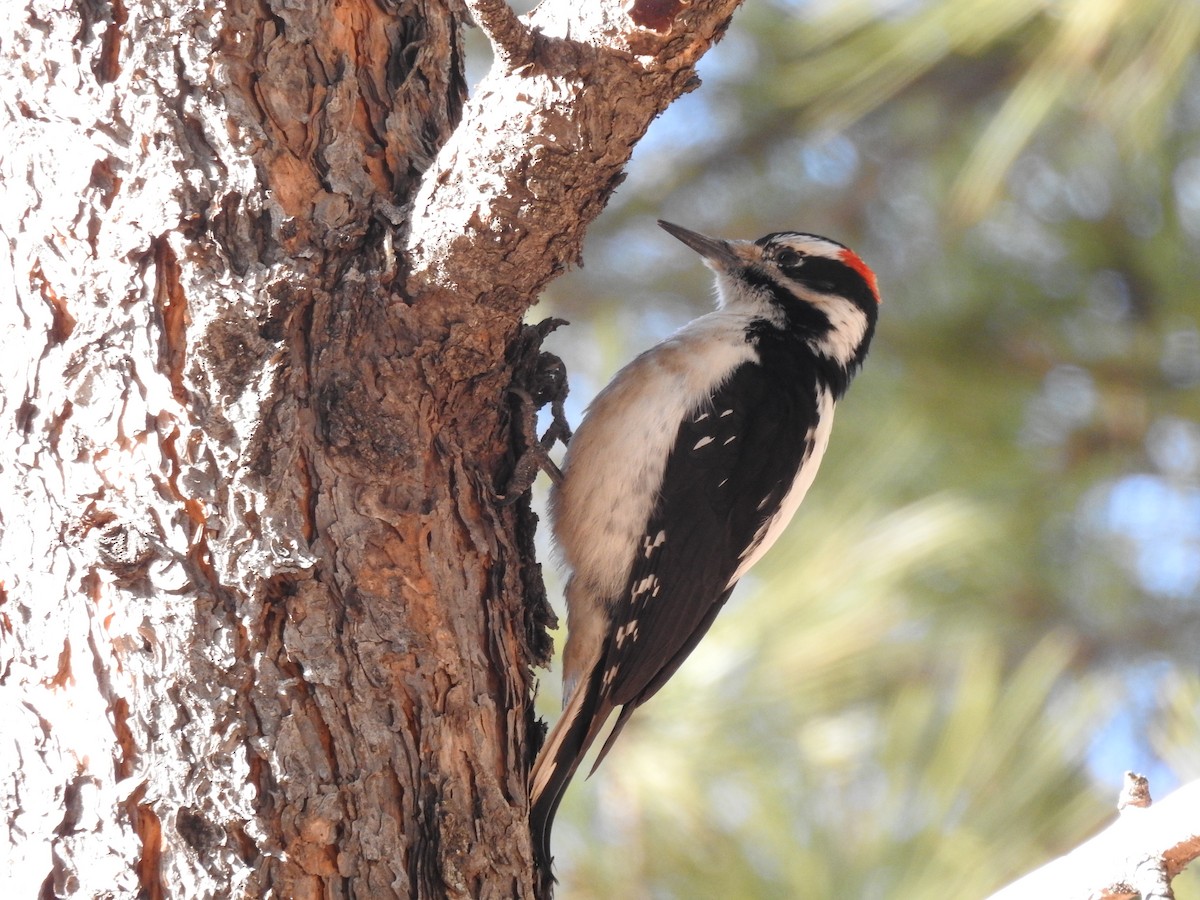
left=497, top=387, right=565, bottom=505
left=496, top=319, right=573, bottom=504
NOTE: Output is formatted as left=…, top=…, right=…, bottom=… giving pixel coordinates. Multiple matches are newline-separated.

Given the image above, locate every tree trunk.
left=0, top=0, right=739, bottom=896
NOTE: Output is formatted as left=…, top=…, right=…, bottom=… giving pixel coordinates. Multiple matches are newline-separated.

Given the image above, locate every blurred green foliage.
left=501, top=0, right=1200, bottom=894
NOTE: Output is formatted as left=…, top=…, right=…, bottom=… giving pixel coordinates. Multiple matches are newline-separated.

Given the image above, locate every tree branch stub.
left=988, top=778, right=1200, bottom=900
left=467, top=0, right=536, bottom=68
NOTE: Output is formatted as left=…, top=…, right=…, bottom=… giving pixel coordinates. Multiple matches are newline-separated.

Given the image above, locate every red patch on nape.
left=839, top=248, right=881, bottom=304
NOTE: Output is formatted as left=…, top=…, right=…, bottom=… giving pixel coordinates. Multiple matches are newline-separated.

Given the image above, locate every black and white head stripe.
left=739, top=232, right=881, bottom=374
left=755, top=232, right=881, bottom=310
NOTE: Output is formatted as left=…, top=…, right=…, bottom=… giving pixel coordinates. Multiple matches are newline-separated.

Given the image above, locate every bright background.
left=479, top=1, right=1200, bottom=895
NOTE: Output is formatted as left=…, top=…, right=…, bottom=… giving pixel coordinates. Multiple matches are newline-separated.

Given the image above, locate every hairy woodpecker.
left=530, top=220, right=881, bottom=869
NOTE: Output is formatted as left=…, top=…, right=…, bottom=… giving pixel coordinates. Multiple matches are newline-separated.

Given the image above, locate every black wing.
left=599, top=361, right=821, bottom=716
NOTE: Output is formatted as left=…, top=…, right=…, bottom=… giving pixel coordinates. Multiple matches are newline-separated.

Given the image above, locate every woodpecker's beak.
left=658, top=220, right=742, bottom=271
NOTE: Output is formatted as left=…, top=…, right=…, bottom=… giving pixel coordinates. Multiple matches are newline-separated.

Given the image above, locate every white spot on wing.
left=632, top=575, right=659, bottom=599
left=615, top=620, right=640, bottom=647
left=693, top=435, right=715, bottom=450
left=642, top=530, right=667, bottom=558
left=720, top=408, right=734, bottom=417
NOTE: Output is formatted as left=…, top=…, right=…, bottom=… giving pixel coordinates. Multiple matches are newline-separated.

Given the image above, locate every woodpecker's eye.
left=775, top=249, right=804, bottom=269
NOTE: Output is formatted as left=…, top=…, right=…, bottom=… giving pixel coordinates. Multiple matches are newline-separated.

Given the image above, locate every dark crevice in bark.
left=90, top=0, right=126, bottom=84
left=31, top=261, right=76, bottom=345
left=151, top=237, right=189, bottom=406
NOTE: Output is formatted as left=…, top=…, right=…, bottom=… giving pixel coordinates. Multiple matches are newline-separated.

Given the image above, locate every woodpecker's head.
left=658, top=219, right=880, bottom=369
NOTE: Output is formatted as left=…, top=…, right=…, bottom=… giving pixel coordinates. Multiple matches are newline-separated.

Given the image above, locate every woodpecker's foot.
left=497, top=319, right=572, bottom=504
left=497, top=388, right=565, bottom=505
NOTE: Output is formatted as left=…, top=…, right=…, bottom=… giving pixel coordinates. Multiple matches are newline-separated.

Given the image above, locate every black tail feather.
left=529, top=663, right=615, bottom=874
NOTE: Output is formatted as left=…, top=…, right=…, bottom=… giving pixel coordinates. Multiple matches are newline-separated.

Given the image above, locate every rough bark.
left=0, top=0, right=740, bottom=897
